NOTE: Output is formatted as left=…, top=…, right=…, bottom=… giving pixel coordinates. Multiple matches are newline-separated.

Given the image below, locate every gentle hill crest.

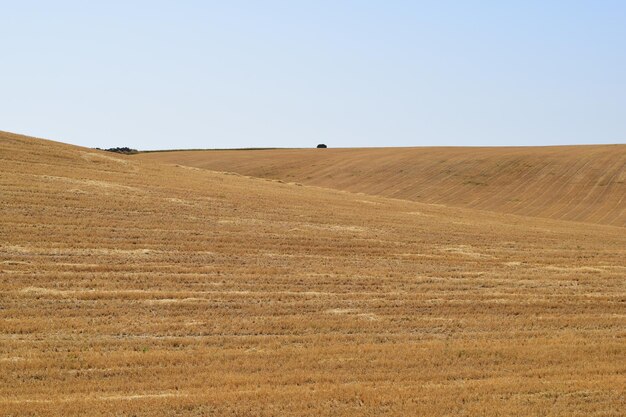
left=138, top=145, right=626, bottom=227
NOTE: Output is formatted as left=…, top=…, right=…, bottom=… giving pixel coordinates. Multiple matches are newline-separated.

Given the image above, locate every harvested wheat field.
left=138, top=145, right=626, bottom=227
left=1, top=130, right=625, bottom=416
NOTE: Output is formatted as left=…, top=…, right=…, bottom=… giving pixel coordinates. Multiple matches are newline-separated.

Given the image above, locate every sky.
left=1, top=1, right=625, bottom=149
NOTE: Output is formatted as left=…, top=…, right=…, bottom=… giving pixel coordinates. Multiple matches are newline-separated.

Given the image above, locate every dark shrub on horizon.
left=104, top=147, right=138, bottom=155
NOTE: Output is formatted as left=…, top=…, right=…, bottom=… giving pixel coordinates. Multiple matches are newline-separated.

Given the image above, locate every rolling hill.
left=138, top=145, right=626, bottom=227
left=1, top=130, right=625, bottom=416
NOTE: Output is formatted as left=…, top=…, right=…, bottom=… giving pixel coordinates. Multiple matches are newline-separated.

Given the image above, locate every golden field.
left=138, top=145, right=626, bottom=226
left=1, top=130, right=625, bottom=416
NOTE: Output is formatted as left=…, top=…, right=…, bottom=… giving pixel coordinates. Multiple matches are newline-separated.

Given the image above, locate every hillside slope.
left=138, top=145, right=626, bottom=226
left=1, top=131, right=625, bottom=416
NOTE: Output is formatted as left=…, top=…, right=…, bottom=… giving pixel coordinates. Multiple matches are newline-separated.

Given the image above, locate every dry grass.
left=1, top=130, right=625, bottom=416
left=138, top=145, right=626, bottom=227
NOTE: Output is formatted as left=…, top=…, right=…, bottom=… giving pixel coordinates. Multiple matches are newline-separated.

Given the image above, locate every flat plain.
left=138, top=145, right=626, bottom=226
left=1, top=131, right=625, bottom=416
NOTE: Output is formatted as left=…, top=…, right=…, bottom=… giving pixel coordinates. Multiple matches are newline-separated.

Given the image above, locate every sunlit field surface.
left=1, top=131, right=625, bottom=416
left=139, top=145, right=626, bottom=227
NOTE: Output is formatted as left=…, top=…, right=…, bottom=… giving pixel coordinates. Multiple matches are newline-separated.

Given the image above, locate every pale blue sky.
left=2, top=1, right=625, bottom=149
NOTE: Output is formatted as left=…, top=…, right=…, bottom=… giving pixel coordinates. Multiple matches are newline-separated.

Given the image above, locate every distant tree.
left=317, top=144, right=327, bottom=148
left=104, top=147, right=139, bottom=155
